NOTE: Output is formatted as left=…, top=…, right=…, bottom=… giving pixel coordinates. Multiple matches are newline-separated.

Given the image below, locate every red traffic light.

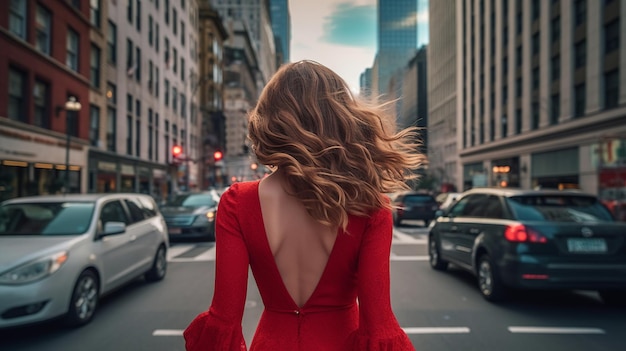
left=213, top=150, right=223, bottom=161
left=172, top=145, right=183, bottom=157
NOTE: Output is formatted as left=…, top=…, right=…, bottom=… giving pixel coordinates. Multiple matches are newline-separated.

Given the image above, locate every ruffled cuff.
left=349, top=329, right=415, bottom=351
left=183, top=310, right=247, bottom=351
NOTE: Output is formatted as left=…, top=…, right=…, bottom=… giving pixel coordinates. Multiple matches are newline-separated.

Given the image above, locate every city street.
left=1, top=224, right=625, bottom=351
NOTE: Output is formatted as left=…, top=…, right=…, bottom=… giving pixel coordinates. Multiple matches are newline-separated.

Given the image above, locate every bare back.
left=258, top=172, right=339, bottom=308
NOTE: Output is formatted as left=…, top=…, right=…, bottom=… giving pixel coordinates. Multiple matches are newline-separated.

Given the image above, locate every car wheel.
left=64, top=270, right=99, bottom=328
left=429, top=235, right=448, bottom=271
left=477, top=254, right=507, bottom=302
left=598, top=290, right=626, bottom=307
left=145, top=245, right=167, bottom=282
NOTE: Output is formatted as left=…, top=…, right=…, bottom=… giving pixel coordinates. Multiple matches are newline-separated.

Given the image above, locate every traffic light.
left=172, top=145, right=183, bottom=162
left=213, top=150, right=223, bottom=162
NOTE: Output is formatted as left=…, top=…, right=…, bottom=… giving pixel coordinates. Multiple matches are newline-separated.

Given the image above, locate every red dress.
left=183, top=181, right=415, bottom=351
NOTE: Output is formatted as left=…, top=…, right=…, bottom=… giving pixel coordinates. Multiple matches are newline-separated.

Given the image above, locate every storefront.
left=0, top=124, right=87, bottom=201
left=463, top=162, right=487, bottom=190
left=490, top=157, right=521, bottom=188
left=87, top=149, right=168, bottom=198
left=531, top=147, right=580, bottom=190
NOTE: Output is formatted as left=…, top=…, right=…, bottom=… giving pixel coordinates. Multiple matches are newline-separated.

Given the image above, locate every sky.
left=288, top=0, right=378, bottom=94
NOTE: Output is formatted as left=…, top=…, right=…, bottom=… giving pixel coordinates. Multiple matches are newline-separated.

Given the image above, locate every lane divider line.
left=508, top=327, right=606, bottom=334
left=403, top=327, right=471, bottom=334
left=390, top=253, right=429, bottom=261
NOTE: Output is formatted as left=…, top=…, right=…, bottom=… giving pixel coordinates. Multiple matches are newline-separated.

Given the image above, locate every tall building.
left=456, top=0, right=626, bottom=200
left=269, top=0, right=291, bottom=64
left=210, top=0, right=277, bottom=84
left=428, top=0, right=458, bottom=192
left=359, top=68, right=372, bottom=98
left=0, top=0, right=93, bottom=200
left=373, top=0, right=428, bottom=97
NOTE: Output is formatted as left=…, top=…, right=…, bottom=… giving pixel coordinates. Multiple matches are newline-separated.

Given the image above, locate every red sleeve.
left=350, top=208, right=415, bottom=350
left=184, top=184, right=248, bottom=351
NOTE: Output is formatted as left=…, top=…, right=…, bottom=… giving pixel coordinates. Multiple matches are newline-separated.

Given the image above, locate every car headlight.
left=192, top=211, right=215, bottom=225
left=0, top=251, right=69, bottom=285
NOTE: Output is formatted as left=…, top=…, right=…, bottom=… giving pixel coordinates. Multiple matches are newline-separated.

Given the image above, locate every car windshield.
left=404, top=195, right=435, bottom=205
left=0, top=202, right=95, bottom=235
left=507, top=195, right=614, bottom=222
left=167, top=194, right=217, bottom=208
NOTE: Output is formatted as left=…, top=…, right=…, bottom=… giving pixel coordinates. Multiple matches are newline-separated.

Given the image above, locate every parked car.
left=436, top=192, right=462, bottom=211
left=160, top=190, right=220, bottom=241
left=0, top=193, right=169, bottom=329
left=428, top=188, right=626, bottom=305
left=391, top=192, right=439, bottom=227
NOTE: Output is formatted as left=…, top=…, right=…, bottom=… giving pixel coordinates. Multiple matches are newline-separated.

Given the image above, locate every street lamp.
left=56, top=96, right=82, bottom=194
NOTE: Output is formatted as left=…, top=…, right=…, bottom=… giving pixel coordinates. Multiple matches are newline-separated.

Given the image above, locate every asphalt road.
left=2, top=223, right=625, bottom=351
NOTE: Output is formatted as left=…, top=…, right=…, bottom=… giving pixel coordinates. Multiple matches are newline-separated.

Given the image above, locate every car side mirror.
left=102, top=221, right=126, bottom=236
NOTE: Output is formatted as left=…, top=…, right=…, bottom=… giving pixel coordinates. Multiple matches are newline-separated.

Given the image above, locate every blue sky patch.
left=321, top=2, right=376, bottom=48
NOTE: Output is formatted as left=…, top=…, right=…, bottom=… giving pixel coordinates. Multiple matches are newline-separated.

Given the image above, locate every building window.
left=531, top=102, right=539, bottom=130
left=155, top=113, right=159, bottom=162
left=516, top=77, right=522, bottom=97
left=90, top=0, right=101, bottom=28
left=551, top=16, right=560, bottom=42
left=136, top=120, right=141, bottom=157
left=135, top=47, right=141, bottom=81
left=148, top=109, right=153, bottom=160
left=107, top=107, right=116, bottom=152
left=33, top=80, right=50, bottom=128
left=172, top=87, right=178, bottom=111
left=127, top=0, right=133, bottom=23
left=501, top=113, right=508, bottom=138
left=181, top=94, right=186, bottom=118
left=155, top=23, right=160, bottom=52
left=173, top=9, right=178, bottom=34
left=8, top=68, right=26, bottom=122
left=574, top=40, right=586, bottom=68
left=127, top=115, right=133, bottom=155
left=66, top=28, right=79, bottom=72
left=90, top=105, right=100, bottom=147
left=515, top=108, right=522, bottom=134
left=574, top=0, right=586, bottom=26
left=551, top=55, right=560, bottom=81
left=127, top=93, right=133, bottom=113
left=181, top=21, right=185, bottom=46
left=90, top=44, right=101, bottom=88
left=35, top=5, right=52, bottom=55
left=604, top=19, right=619, bottom=54
left=165, top=79, right=170, bottom=106
left=574, top=83, right=586, bottom=117
left=532, top=0, right=540, bottom=20
left=107, top=82, right=117, bottom=104
left=532, top=33, right=539, bottom=55
left=155, top=67, right=160, bottom=97
left=516, top=45, right=522, bottom=67
left=532, top=67, right=539, bottom=89
left=136, top=0, right=141, bottom=31
left=181, top=58, right=185, bottom=81
left=604, top=70, right=619, bottom=109
left=107, top=21, right=117, bottom=64
left=9, top=0, right=27, bottom=39
left=173, top=48, right=178, bottom=73
left=550, top=94, right=560, bottom=125
left=165, top=0, right=170, bottom=24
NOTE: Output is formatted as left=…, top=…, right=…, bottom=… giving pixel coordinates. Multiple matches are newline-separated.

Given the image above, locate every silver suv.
left=0, top=193, right=169, bottom=328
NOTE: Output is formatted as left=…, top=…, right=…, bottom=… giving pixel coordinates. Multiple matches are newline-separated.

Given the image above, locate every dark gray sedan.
left=428, top=188, right=626, bottom=305
left=160, top=191, right=220, bottom=241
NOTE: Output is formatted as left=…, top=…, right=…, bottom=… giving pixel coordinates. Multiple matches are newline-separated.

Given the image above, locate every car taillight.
left=504, top=224, right=547, bottom=243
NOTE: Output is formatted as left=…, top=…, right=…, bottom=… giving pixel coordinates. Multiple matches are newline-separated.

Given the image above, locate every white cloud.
left=390, top=9, right=429, bottom=29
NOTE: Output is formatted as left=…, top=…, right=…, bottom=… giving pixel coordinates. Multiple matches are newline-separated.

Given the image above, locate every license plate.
left=169, top=227, right=182, bottom=235
left=567, top=238, right=607, bottom=253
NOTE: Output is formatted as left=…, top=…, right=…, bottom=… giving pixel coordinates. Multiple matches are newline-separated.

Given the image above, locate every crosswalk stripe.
left=403, top=327, right=471, bottom=334
left=153, top=329, right=183, bottom=336
left=166, top=244, right=196, bottom=260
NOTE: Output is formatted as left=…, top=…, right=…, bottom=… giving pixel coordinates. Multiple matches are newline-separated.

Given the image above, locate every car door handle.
left=129, top=235, right=137, bottom=242
left=469, top=228, right=480, bottom=234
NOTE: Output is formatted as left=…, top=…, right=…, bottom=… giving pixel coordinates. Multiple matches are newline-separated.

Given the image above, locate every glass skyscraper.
left=375, top=0, right=428, bottom=95
left=270, top=0, right=291, bottom=63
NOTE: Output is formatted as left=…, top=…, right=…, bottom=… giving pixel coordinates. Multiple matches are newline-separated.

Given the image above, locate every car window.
left=100, top=201, right=129, bottom=225
left=137, top=196, right=158, bottom=218
left=448, top=196, right=470, bottom=217
left=482, top=195, right=504, bottom=219
left=403, top=195, right=436, bottom=205
left=0, top=202, right=95, bottom=236
left=167, top=193, right=217, bottom=208
left=124, top=198, right=147, bottom=223
left=507, top=195, right=614, bottom=222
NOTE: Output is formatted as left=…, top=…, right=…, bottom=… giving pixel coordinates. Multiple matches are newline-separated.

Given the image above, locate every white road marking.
left=393, top=229, right=427, bottom=244
left=508, top=327, right=606, bottom=334
left=403, top=327, right=471, bottom=334
left=166, top=244, right=196, bottom=260
left=390, top=253, right=429, bottom=261
left=153, top=329, right=184, bottom=336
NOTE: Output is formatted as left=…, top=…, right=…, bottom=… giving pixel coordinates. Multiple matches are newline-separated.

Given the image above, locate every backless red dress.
left=183, top=180, right=415, bottom=351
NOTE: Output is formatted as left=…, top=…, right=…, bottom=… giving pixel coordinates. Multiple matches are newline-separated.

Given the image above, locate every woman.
left=184, top=60, right=424, bottom=351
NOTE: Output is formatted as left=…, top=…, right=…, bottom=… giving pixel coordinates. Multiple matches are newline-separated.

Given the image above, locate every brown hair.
left=247, top=60, right=426, bottom=230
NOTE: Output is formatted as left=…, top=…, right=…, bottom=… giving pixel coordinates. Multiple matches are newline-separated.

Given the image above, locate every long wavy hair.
left=247, top=60, right=426, bottom=230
